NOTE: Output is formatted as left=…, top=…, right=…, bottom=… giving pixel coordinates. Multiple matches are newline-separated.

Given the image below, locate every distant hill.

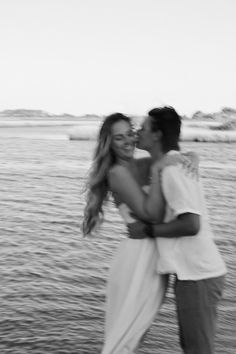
left=0, top=107, right=235, bottom=124
left=0, top=109, right=55, bottom=117
left=0, top=109, right=100, bottom=119
left=188, top=107, right=236, bottom=121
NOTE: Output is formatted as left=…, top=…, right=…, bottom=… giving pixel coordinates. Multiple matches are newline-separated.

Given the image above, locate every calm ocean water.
left=0, top=126, right=235, bottom=353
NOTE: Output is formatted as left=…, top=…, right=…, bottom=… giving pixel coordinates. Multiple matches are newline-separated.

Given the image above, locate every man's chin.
left=136, top=142, right=145, bottom=151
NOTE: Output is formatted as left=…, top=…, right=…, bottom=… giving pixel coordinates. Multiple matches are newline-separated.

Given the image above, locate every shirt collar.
left=166, top=150, right=180, bottom=156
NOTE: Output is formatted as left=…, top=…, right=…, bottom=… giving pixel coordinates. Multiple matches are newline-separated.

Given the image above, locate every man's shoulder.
left=162, top=164, right=183, bottom=178
left=161, top=164, right=197, bottom=189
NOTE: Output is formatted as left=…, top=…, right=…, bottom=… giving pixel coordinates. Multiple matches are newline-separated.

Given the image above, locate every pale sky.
left=0, top=0, right=235, bottom=116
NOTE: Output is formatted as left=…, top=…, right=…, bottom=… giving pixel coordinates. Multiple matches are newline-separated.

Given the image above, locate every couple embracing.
left=82, top=107, right=227, bottom=354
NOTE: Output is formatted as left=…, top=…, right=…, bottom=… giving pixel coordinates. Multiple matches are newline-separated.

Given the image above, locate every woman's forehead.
left=111, top=120, right=131, bottom=135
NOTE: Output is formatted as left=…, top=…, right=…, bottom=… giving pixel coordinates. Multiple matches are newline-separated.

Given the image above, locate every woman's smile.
left=111, top=120, right=136, bottom=159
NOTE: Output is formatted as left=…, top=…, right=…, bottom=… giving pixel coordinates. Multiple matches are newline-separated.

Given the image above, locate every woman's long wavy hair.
left=82, top=113, right=132, bottom=236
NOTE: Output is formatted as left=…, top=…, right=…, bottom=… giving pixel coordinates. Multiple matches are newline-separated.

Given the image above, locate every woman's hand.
left=182, top=151, right=199, bottom=178
left=151, top=151, right=199, bottom=180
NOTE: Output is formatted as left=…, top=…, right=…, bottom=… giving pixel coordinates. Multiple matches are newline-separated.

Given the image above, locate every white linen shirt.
left=156, top=151, right=227, bottom=280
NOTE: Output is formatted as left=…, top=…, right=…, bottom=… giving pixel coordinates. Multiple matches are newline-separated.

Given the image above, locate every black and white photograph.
left=0, top=0, right=235, bottom=353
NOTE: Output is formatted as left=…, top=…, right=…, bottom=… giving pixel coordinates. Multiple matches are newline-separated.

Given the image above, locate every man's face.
left=136, top=116, right=154, bottom=151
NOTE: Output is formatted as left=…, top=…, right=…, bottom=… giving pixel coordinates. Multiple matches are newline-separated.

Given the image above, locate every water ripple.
left=0, top=139, right=235, bottom=353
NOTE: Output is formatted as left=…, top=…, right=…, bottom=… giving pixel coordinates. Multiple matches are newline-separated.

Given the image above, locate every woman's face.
left=111, top=120, right=136, bottom=160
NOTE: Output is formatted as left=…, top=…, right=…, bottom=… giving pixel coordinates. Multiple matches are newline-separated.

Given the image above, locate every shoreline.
left=0, top=119, right=236, bottom=143
left=68, top=123, right=236, bottom=143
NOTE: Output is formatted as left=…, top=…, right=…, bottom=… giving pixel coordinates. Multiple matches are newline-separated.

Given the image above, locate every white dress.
left=101, top=201, right=167, bottom=354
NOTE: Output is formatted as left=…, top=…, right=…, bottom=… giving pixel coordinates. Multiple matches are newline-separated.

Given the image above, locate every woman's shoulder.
left=109, top=164, right=128, bottom=178
left=108, top=164, right=131, bottom=190
left=108, top=165, right=134, bottom=205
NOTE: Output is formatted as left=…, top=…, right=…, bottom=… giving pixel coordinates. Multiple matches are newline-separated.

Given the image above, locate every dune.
left=68, top=124, right=236, bottom=143
left=181, top=127, right=236, bottom=142
left=68, top=124, right=101, bottom=140
left=1, top=117, right=235, bottom=143
left=0, top=120, right=84, bottom=127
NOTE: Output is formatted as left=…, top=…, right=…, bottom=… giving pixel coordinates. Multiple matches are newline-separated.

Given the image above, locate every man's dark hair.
left=148, top=106, right=181, bottom=152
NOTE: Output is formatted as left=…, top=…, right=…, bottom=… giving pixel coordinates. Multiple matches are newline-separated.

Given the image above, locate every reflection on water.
left=0, top=136, right=235, bottom=353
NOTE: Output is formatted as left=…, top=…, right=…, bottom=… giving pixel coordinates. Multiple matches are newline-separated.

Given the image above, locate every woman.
left=82, top=113, right=196, bottom=353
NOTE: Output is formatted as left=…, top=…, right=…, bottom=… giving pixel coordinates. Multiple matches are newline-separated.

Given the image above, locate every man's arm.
left=147, top=164, right=201, bottom=238
left=148, top=213, right=200, bottom=238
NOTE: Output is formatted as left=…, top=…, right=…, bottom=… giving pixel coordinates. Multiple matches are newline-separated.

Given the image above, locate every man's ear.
left=153, top=130, right=162, bottom=142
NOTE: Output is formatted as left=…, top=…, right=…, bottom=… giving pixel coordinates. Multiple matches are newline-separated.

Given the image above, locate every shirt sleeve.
left=161, top=165, right=202, bottom=217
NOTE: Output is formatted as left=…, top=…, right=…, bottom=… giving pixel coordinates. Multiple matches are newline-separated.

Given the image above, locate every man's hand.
left=151, top=152, right=199, bottom=180
left=127, top=221, right=151, bottom=239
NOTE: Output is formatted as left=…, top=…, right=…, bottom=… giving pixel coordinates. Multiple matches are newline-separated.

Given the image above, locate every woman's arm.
left=143, top=166, right=165, bottom=220
left=108, top=165, right=165, bottom=223
left=108, top=151, right=200, bottom=223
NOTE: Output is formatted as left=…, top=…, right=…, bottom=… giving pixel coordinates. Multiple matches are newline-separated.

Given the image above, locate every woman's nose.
left=125, top=133, right=135, bottom=144
left=124, top=136, right=132, bottom=144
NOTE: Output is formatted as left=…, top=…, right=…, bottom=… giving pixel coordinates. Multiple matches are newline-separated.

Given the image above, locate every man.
left=136, top=106, right=227, bottom=354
